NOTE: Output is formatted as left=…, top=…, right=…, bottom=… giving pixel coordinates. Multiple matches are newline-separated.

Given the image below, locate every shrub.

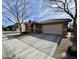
left=67, top=46, right=77, bottom=57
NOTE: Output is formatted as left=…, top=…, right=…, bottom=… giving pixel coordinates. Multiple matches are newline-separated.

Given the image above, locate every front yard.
left=2, top=31, right=77, bottom=59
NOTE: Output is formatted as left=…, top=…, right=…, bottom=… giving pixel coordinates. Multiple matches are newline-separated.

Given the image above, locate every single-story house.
left=40, top=19, right=68, bottom=35
left=4, top=25, right=16, bottom=31
left=16, top=19, right=68, bottom=36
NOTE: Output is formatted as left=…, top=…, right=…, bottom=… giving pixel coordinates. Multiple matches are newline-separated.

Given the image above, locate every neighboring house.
left=4, top=25, right=16, bottom=31
left=2, top=25, right=5, bottom=31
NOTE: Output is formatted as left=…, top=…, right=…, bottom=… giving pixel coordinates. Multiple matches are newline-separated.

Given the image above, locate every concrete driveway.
left=19, top=34, right=62, bottom=57
left=2, top=31, right=62, bottom=59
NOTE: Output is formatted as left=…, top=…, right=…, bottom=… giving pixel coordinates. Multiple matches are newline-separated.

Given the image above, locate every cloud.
left=3, top=0, right=75, bottom=26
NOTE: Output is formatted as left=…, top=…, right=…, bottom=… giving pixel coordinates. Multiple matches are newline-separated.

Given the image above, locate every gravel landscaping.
left=53, top=38, right=77, bottom=59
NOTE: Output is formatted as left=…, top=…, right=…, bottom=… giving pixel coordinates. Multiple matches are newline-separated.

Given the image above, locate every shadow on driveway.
left=27, top=33, right=62, bottom=45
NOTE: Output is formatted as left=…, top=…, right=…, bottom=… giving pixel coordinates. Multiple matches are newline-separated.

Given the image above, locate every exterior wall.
left=32, top=23, right=42, bottom=33
left=16, top=23, right=42, bottom=33
left=21, top=24, right=26, bottom=32
left=41, top=20, right=68, bottom=35
left=36, top=24, right=42, bottom=33
left=16, top=28, right=20, bottom=32
left=62, top=21, right=68, bottom=36
left=16, top=23, right=26, bottom=32
left=42, top=24, right=63, bottom=34
left=25, top=23, right=28, bottom=32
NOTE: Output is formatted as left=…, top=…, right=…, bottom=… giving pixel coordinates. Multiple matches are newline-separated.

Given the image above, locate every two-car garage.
left=40, top=19, right=67, bottom=35
left=42, top=24, right=63, bottom=34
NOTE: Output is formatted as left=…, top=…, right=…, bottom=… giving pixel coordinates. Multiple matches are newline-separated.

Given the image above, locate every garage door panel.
left=42, top=24, right=63, bottom=34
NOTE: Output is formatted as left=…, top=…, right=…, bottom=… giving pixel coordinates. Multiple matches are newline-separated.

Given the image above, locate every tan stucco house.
left=16, top=19, right=68, bottom=36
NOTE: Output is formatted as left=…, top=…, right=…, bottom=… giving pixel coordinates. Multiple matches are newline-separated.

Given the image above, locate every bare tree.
left=49, top=0, right=77, bottom=38
left=3, top=0, right=29, bottom=34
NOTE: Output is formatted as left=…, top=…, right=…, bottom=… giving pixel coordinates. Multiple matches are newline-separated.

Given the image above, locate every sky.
left=2, top=0, right=75, bottom=27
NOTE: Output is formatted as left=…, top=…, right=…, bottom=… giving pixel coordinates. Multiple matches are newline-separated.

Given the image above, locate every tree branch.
left=15, top=0, right=21, bottom=24
left=55, top=2, right=75, bottom=20
left=4, top=15, right=15, bottom=24
left=74, top=0, right=77, bottom=20
left=21, top=0, right=26, bottom=23
left=7, top=0, right=17, bottom=18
